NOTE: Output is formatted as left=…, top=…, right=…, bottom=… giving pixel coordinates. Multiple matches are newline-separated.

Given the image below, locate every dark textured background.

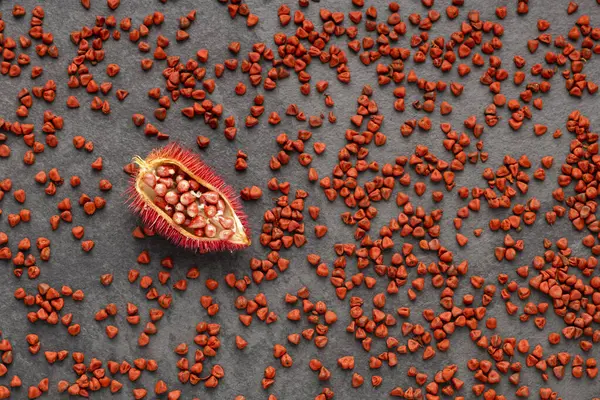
left=1, top=0, right=600, bottom=399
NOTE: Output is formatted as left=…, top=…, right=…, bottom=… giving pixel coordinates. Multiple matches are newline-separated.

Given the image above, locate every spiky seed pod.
left=127, top=143, right=251, bottom=253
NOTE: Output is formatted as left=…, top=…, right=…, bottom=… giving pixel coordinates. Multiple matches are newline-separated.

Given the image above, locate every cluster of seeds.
left=14, top=283, right=84, bottom=336
left=140, top=164, right=239, bottom=241
left=174, top=322, right=224, bottom=388
left=0, top=334, right=12, bottom=381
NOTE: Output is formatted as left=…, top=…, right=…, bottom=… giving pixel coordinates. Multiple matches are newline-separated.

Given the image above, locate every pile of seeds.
left=139, top=164, right=238, bottom=240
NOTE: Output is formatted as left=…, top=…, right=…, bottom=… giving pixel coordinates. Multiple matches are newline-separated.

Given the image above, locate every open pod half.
left=128, top=143, right=251, bottom=253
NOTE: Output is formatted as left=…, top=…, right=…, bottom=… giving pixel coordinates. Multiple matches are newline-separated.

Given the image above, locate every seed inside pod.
left=128, top=143, right=250, bottom=252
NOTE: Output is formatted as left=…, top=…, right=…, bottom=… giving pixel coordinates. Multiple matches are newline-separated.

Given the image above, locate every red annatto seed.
left=196, top=136, right=210, bottom=149
left=81, top=241, right=95, bottom=252
left=91, top=158, right=103, bottom=170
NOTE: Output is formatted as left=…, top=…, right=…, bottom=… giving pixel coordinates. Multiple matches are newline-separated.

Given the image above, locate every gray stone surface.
left=1, top=0, right=600, bottom=399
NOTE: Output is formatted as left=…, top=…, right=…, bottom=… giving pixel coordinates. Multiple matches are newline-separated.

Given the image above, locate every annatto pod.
left=127, top=142, right=251, bottom=253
